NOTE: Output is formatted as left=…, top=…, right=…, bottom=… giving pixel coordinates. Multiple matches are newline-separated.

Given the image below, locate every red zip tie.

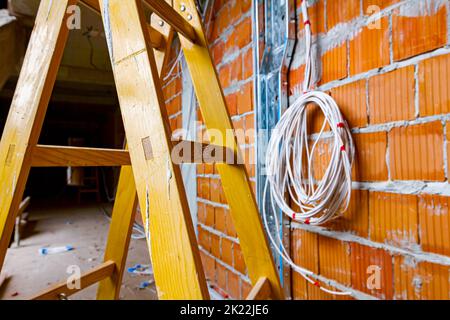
left=304, top=20, right=311, bottom=26
left=337, top=122, right=345, bottom=128
left=314, top=281, right=320, bottom=287
left=293, top=213, right=296, bottom=220
left=340, top=145, right=346, bottom=152
left=305, top=218, right=311, bottom=225
left=211, top=284, right=229, bottom=299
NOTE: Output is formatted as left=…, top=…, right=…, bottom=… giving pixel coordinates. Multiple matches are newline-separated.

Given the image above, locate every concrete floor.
left=0, top=203, right=157, bottom=300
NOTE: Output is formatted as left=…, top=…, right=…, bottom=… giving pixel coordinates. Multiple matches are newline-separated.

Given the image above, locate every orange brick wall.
left=288, top=0, right=450, bottom=300
left=198, top=0, right=254, bottom=299
left=160, top=5, right=252, bottom=298
left=163, top=0, right=450, bottom=300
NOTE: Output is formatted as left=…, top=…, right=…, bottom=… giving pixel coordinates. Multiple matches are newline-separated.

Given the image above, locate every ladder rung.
left=173, top=140, right=239, bottom=164
left=30, top=261, right=115, bottom=300
left=80, top=0, right=166, bottom=51
left=31, top=142, right=238, bottom=167
left=142, top=0, right=197, bottom=44
left=31, top=145, right=131, bottom=167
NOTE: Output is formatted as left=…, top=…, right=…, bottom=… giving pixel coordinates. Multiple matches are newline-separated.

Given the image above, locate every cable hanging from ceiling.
left=262, top=0, right=354, bottom=296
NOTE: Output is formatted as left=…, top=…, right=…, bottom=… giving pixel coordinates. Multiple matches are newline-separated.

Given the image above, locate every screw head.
left=180, top=4, right=186, bottom=11
left=158, top=20, right=164, bottom=27
left=187, top=14, right=193, bottom=21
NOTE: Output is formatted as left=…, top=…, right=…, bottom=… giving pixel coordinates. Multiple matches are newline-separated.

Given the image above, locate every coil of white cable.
left=262, top=0, right=355, bottom=296
left=265, top=91, right=354, bottom=225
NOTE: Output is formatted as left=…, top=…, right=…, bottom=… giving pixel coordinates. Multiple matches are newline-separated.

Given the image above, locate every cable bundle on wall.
left=263, top=0, right=354, bottom=295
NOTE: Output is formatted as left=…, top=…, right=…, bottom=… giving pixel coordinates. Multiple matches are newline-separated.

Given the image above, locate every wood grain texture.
left=31, top=261, right=115, bottom=300
left=96, top=164, right=138, bottom=300
left=0, top=0, right=77, bottom=274
left=98, top=0, right=209, bottom=300
left=174, top=0, right=284, bottom=299
left=80, top=0, right=166, bottom=50
left=31, top=145, right=131, bottom=167
left=97, top=13, right=173, bottom=300
left=31, top=142, right=232, bottom=168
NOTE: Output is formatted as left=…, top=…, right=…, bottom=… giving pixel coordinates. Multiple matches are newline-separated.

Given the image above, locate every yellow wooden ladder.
left=0, top=0, right=283, bottom=300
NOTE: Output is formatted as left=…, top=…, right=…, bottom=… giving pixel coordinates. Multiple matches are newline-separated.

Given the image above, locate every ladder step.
left=173, top=140, right=239, bottom=164
left=142, top=0, right=197, bottom=44
left=31, top=145, right=131, bottom=167
left=30, top=261, right=116, bottom=300
left=80, top=0, right=166, bottom=51
left=31, top=142, right=238, bottom=167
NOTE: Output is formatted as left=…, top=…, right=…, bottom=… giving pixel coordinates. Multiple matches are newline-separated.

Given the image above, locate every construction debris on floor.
left=0, top=204, right=157, bottom=300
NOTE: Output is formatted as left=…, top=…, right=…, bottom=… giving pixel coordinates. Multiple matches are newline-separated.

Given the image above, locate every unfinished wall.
left=289, top=0, right=450, bottom=300
left=164, top=0, right=450, bottom=299
left=159, top=1, right=254, bottom=299
left=195, top=0, right=255, bottom=299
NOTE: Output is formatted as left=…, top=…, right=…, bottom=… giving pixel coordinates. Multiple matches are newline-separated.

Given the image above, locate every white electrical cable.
left=262, top=1, right=354, bottom=296
left=163, top=50, right=184, bottom=82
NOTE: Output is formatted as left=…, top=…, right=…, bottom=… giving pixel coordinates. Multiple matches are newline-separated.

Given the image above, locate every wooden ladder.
left=0, top=0, right=283, bottom=300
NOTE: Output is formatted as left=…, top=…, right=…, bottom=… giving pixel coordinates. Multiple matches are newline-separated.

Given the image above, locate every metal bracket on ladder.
left=0, top=0, right=284, bottom=300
